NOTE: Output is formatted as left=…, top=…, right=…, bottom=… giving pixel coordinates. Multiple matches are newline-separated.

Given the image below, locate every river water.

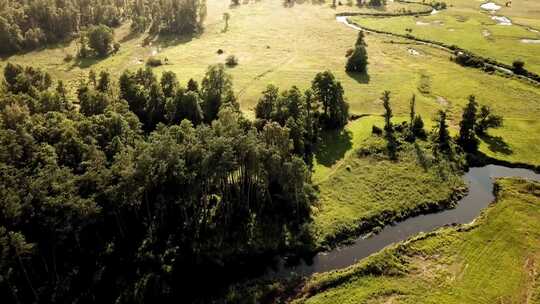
left=267, top=165, right=540, bottom=278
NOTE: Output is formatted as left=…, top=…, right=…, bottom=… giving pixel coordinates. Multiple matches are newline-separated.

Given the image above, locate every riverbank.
left=312, top=135, right=466, bottom=249
left=292, top=177, right=540, bottom=303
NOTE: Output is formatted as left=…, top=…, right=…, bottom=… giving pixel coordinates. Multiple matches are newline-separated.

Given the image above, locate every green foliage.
left=311, top=71, right=349, bottom=130
left=201, top=64, right=237, bottom=122
left=432, top=110, right=452, bottom=156
left=457, top=95, right=479, bottom=152
left=0, top=63, right=315, bottom=303
left=475, top=105, right=503, bottom=135
left=346, top=31, right=368, bottom=74
left=225, top=54, right=239, bottom=67
left=299, top=178, right=540, bottom=304
left=87, top=24, right=114, bottom=57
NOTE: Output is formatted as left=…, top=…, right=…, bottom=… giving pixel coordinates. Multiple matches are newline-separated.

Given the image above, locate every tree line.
left=0, top=0, right=207, bottom=55
left=376, top=92, right=502, bottom=160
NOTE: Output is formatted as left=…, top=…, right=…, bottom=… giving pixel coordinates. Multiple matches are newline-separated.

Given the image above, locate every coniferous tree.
left=433, top=110, right=452, bottom=155
left=457, top=95, right=479, bottom=152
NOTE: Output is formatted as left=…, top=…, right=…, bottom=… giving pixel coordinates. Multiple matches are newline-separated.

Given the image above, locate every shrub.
left=512, top=60, right=525, bottom=75
left=146, top=57, right=163, bottom=67
left=225, top=55, right=238, bottom=67
left=217, top=49, right=224, bottom=55
left=372, top=125, right=383, bottom=135
left=345, top=48, right=354, bottom=57
left=64, top=54, right=74, bottom=62
left=113, top=42, right=121, bottom=54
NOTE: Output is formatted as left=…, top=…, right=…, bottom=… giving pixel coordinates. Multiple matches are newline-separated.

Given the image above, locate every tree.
left=160, top=71, right=179, bottom=98
left=187, top=78, right=199, bottom=92
left=346, top=31, right=368, bottom=73
left=223, top=13, right=230, bottom=32
left=87, top=24, right=114, bottom=57
left=476, top=105, right=503, bottom=135
left=382, top=91, right=392, bottom=132
left=97, top=71, right=111, bottom=93
left=381, top=91, right=397, bottom=159
left=457, top=95, right=479, bottom=152
left=311, top=71, right=349, bottom=129
left=433, top=110, right=451, bottom=155
left=201, top=64, right=234, bottom=122
left=255, top=85, right=279, bottom=120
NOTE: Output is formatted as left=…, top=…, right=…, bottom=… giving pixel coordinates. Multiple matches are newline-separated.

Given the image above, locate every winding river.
left=267, top=165, right=540, bottom=278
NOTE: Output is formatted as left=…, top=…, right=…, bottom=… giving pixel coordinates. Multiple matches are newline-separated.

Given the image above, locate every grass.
left=311, top=123, right=465, bottom=246
left=1, top=0, right=539, bottom=166
left=350, top=0, right=540, bottom=74
left=295, top=177, right=540, bottom=303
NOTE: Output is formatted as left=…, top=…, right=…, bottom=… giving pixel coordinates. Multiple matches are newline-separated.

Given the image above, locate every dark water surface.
left=268, top=165, right=540, bottom=278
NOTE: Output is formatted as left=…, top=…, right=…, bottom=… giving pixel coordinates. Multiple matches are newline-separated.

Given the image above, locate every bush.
left=217, top=49, right=224, bottom=55
left=372, top=125, right=383, bottom=135
left=345, top=48, right=354, bottom=57
left=113, top=42, right=121, bottom=54
left=225, top=55, right=238, bottom=67
left=64, top=54, right=74, bottom=62
left=512, top=60, right=525, bottom=75
left=146, top=57, right=163, bottom=67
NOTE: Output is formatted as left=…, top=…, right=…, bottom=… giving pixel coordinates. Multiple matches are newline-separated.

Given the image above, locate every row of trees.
left=0, top=63, right=315, bottom=303
left=378, top=92, right=502, bottom=159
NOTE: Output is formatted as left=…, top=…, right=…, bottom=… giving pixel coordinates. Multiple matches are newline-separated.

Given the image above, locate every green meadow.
left=295, top=178, right=540, bottom=303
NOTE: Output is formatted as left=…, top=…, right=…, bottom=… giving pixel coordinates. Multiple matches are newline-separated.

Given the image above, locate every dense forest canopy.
left=0, top=0, right=206, bottom=54
left=0, top=60, right=355, bottom=302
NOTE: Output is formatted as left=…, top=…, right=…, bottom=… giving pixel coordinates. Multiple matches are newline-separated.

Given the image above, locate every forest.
left=1, top=0, right=539, bottom=303
left=0, top=61, right=355, bottom=302
left=0, top=0, right=207, bottom=54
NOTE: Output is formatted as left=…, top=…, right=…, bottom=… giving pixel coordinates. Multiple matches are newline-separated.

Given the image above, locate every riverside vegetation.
left=0, top=0, right=539, bottom=303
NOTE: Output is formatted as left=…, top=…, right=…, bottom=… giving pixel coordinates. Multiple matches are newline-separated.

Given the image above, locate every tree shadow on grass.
left=316, top=129, right=353, bottom=167
left=346, top=71, right=370, bottom=84
left=68, top=56, right=101, bottom=70
left=479, top=134, right=513, bottom=155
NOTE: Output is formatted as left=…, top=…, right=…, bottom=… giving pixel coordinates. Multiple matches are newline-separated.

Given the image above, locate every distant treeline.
left=0, top=0, right=207, bottom=54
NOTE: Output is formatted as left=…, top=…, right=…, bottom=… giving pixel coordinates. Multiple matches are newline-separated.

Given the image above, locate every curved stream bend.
left=267, top=165, right=540, bottom=278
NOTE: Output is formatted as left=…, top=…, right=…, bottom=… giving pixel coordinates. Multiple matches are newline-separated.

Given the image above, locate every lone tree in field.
left=346, top=31, right=368, bottom=74
left=87, top=24, right=114, bottom=57
left=457, top=95, right=479, bottom=152
left=223, top=13, right=230, bottom=32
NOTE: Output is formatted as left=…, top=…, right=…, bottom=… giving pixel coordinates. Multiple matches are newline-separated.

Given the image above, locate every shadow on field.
left=347, top=71, right=370, bottom=84
left=480, top=134, right=513, bottom=155
left=69, top=56, right=101, bottom=69
left=316, top=129, right=353, bottom=166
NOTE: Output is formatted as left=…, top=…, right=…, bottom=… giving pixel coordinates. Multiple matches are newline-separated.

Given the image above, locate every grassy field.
left=2, top=0, right=538, bottom=166
left=311, top=121, right=465, bottom=246
left=350, top=3, right=540, bottom=74
left=295, top=177, right=540, bottom=303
